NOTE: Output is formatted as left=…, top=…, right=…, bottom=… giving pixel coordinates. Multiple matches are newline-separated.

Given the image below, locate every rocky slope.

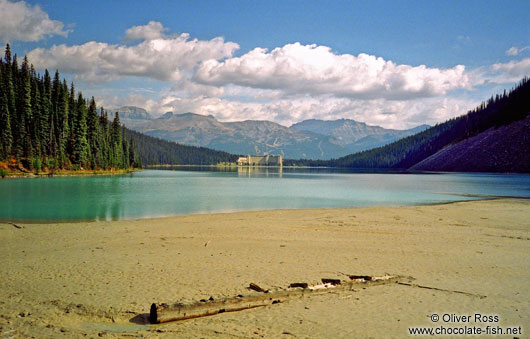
left=410, top=114, right=530, bottom=173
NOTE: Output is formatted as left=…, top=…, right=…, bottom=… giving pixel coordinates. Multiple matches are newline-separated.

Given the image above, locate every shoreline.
left=0, top=195, right=505, bottom=225
left=1, top=168, right=141, bottom=179
left=1, top=198, right=529, bottom=337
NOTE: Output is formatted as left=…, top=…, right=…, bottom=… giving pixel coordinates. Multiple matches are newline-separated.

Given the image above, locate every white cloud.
left=25, top=21, right=500, bottom=130
left=0, top=0, right=70, bottom=42
left=90, top=85, right=476, bottom=130
left=488, top=58, right=530, bottom=83
left=124, top=21, right=167, bottom=41
left=193, top=42, right=471, bottom=100
left=27, top=23, right=239, bottom=83
left=506, top=46, right=529, bottom=56
left=170, top=79, right=225, bottom=98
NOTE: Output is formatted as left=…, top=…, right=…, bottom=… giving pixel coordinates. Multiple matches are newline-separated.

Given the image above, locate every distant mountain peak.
left=108, top=105, right=152, bottom=120
left=161, top=112, right=173, bottom=119
left=163, top=112, right=218, bottom=121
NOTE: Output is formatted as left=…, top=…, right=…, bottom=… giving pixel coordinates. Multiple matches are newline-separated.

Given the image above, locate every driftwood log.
left=149, top=275, right=399, bottom=324
left=150, top=293, right=284, bottom=324
left=321, top=278, right=341, bottom=285
left=288, top=282, right=308, bottom=289
left=7, top=222, right=23, bottom=229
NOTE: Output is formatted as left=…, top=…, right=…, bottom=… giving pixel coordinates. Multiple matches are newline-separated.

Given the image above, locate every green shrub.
left=45, top=158, right=57, bottom=173
left=0, top=168, right=7, bottom=178
left=33, top=158, right=42, bottom=174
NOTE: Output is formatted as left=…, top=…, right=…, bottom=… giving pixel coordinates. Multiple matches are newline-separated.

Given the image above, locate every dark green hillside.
left=331, top=77, right=530, bottom=169
left=123, top=128, right=239, bottom=165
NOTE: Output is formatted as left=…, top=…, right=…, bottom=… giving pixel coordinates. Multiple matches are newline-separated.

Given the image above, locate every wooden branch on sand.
left=149, top=275, right=399, bottom=324
left=249, top=283, right=268, bottom=293
left=7, top=222, right=23, bottom=229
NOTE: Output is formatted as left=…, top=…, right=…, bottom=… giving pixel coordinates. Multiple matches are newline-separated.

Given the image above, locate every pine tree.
left=4, top=46, right=17, bottom=158
left=51, top=70, right=62, bottom=161
left=66, top=82, right=76, bottom=159
left=57, top=80, right=69, bottom=166
left=19, top=56, right=33, bottom=160
left=29, top=65, right=41, bottom=158
left=98, top=108, right=110, bottom=169
left=73, top=93, right=88, bottom=168
left=4, top=45, right=16, bottom=120
left=42, top=70, right=53, bottom=157
left=86, top=97, right=100, bottom=169
left=111, top=112, right=123, bottom=168
left=0, top=65, right=12, bottom=159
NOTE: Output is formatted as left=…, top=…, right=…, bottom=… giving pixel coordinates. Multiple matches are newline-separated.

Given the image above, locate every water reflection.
left=237, top=166, right=283, bottom=178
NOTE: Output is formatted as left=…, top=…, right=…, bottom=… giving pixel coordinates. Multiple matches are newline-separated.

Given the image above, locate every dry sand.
left=1, top=198, right=529, bottom=338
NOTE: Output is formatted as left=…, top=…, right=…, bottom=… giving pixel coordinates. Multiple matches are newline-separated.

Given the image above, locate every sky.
left=1, top=0, right=529, bottom=129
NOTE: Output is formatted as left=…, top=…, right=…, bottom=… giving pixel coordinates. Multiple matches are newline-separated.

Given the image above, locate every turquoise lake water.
left=2, top=168, right=529, bottom=222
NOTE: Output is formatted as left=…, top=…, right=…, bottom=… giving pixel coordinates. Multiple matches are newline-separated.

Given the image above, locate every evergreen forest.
left=0, top=44, right=141, bottom=173
left=123, top=128, right=238, bottom=166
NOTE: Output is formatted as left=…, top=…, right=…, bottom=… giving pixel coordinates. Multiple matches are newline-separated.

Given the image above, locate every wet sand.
left=1, top=198, right=529, bottom=338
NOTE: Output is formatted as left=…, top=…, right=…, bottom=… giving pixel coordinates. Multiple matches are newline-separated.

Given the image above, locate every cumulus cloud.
left=194, top=42, right=471, bottom=100
left=92, top=87, right=475, bottom=130
left=27, top=24, right=239, bottom=83
left=124, top=21, right=167, bottom=41
left=487, top=58, right=530, bottom=83
left=170, top=79, right=225, bottom=98
left=26, top=20, right=490, bottom=129
left=506, top=46, right=529, bottom=56
left=0, top=0, right=70, bottom=42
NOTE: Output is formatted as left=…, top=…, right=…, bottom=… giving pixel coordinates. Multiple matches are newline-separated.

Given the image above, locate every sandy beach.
left=1, top=198, right=528, bottom=338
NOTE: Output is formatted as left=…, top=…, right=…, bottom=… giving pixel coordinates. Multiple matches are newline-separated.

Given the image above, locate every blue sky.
left=1, top=0, right=529, bottom=128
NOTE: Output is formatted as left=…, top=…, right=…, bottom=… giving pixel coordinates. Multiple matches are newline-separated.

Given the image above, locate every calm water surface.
left=2, top=168, right=529, bottom=222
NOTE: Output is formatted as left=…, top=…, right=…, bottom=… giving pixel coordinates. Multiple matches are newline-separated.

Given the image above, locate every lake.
left=2, top=168, right=530, bottom=222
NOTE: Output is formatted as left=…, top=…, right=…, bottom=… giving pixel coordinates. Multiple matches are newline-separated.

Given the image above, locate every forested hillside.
left=330, top=77, right=530, bottom=169
left=0, top=44, right=141, bottom=173
left=123, top=128, right=239, bottom=165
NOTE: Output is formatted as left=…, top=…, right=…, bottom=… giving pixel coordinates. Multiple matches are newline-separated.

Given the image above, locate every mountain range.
left=109, top=108, right=428, bottom=160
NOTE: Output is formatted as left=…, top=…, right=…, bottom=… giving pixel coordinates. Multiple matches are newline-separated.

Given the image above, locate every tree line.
left=0, top=44, right=141, bottom=172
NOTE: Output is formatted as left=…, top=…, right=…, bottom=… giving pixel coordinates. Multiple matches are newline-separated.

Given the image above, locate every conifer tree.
left=0, top=66, right=12, bottom=159
left=4, top=47, right=17, bottom=158
left=19, top=56, right=33, bottom=159
left=57, top=80, right=69, bottom=166
left=73, top=93, right=88, bottom=167
left=98, top=108, right=110, bottom=169
left=86, top=97, right=100, bottom=168
left=66, top=82, right=76, bottom=159
left=29, top=65, right=41, bottom=157
left=3, top=44, right=16, bottom=121
left=42, top=70, right=53, bottom=156
left=111, top=112, right=123, bottom=168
